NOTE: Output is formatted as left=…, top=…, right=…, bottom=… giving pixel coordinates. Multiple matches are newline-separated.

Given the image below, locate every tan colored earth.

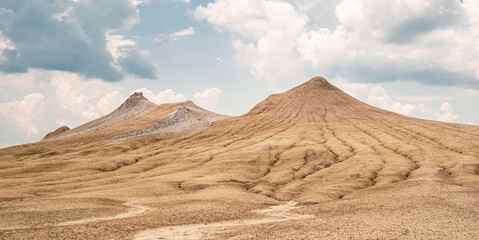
left=0, top=77, right=478, bottom=239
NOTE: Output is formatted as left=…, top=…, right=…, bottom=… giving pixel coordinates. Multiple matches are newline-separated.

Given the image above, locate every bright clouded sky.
left=1, top=0, right=478, bottom=148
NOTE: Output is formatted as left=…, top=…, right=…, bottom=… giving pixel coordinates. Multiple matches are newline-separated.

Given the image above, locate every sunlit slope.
left=153, top=76, right=479, bottom=202
left=0, top=77, right=478, bottom=239
left=1, top=76, right=478, bottom=200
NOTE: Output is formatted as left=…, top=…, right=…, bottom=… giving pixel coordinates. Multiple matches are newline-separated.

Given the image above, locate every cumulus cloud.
left=96, top=91, right=125, bottom=115
left=0, top=93, right=45, bottom=136
left=0, top=0, right=158, bottom=81
left=365, top=85, right=460, bottom=122
left=49, top=71, right=122, bottom=121
left=367, top=85, right=416, bottom=116
left=131, top=88, right=187, bottom=105
left=196, top=0, right=479, bottom=90
left=105, top=33, right=136, bottom=61
left=118, top=50, right=158, bottom=79
left=195, top=0, right=309, bottom=91
left=0, top=70, right=131, bottom=145
left=194, top=88, right=222, bottom=110
left=299, top=0, right=479, bottom=87
left=437, top=102, right=459, bottom=122
left=334, top=77, right=461, bottom=123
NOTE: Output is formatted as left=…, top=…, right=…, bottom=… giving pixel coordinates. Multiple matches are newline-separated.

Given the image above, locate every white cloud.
left=155, top=26, right=195, bottom=47
left=0, top=93, right=45, bottom=136
left=195, top=0, right=308, bottom=38
left=96, top=91, right=125, bottom=115
left=105, top=33, right=136, bottom=61
left=333, top=77, right=462, bottom=123
left=298, top=0, right=478, bottom=85
left=396, top=95, right=453, bottom=102
left=131, top=88, right=187, bottom=105
left=170, top=27, right=195, bottom=38
left=0, top=0, right=144, bottom=80
left=437, top=102, right=459, bottom=122
left=195, top=0, right=308, bottom=91
left=130, top=0, right=151, bottom=6
left=49, top=71, right=116, bottom=122
left=52, top=6, right=74, bottom=22
left=367, top=85, right=416, bottom=116
left=463, top=89, right=479, bottom=97
left=194, top=88, right=223, bottom=110
left=297, top=25, right=355, bottom=68
left=197, top=0, right=479, bottom=89
left=331, top=76, right=367, bottom=99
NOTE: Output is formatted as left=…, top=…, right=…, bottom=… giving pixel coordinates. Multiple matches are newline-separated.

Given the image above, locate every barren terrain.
left=0, top=77, right=478, bottom=239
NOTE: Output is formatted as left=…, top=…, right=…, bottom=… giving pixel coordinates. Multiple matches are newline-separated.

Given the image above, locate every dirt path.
left=57, top=201, right=149, bottom=226
left=0, top=201, right=150, bottom=230
left=134, top=201, right=314, bottom=240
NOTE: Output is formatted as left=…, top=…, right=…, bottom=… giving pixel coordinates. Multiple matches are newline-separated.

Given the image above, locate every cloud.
left=334, top=77, right=462, bottom=123
left=118, top=50, right=158, bottom=79
left=298, top=0, right=479, bottom=87
left=0, top=69, right=191, bottom=144
left=194, top=88, right=222, bottom=110
left=130, top=0, right=151, bottom=6
left=0, top=93, right=45, bottom=136
left=0, top=69, right=127, bottom=143
left=155, top=26, right=195, bottom=47
left=96, top=91, right=125, bottom=115
left=437, top=102, right=459, bottom=122
left=331, top=76, right=367, bottom=99
left=396, top=95, right=453, bottom=102
left=365, top=85, right=460, bottom=123
left=49, top=71, right=120, bottom=121
left=197, top=0, right=479, bottom=90
left=131, top=88, right=187, bottom=105
left=367, top=85, right=416, bottom=116
left=105, top=33, right=136, bottom=61
left=195, top=0, right=308, bottom=91
left=170, top=26, right=195, bottom=38
left=463, top=89, right=479, bottom=97
left=0, top=0, right=158, bottom=81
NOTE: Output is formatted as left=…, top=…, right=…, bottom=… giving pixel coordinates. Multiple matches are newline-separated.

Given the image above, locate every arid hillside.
left=0, top=77, right=478, bottom=239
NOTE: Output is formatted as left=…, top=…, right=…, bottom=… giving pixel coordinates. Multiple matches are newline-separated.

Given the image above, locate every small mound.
left=42, top=126, right=70, bottom=140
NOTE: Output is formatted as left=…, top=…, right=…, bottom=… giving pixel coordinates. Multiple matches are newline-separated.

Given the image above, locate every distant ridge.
left=111, top=100, right=227, bottom=141
left=45, top=92, right=155, bottom=141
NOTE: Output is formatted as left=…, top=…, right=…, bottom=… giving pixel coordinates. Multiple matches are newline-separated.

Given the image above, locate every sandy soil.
left=134, top=201, right=312, bottom=240
left=0, top=77, right=478, bottom=239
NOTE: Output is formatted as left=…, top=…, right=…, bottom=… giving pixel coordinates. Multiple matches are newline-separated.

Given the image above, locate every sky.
left=1, top=0, right=479, bottom=148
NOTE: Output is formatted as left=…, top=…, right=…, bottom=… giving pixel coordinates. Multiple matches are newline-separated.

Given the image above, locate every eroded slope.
left=0, top=77, right=478, bottom=239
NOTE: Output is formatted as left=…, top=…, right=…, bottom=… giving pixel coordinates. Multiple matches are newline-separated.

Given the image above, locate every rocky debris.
left=112, top=103, right=224, bottom=141
left=111, top=106, right=219, bottom=141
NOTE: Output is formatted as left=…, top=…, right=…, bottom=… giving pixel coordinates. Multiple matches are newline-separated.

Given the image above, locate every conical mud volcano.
left=1, top=77, right=478, bottom=239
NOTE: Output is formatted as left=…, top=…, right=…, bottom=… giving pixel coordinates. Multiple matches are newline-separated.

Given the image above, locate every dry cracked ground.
left=0, top=77, right=478, bottom=239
